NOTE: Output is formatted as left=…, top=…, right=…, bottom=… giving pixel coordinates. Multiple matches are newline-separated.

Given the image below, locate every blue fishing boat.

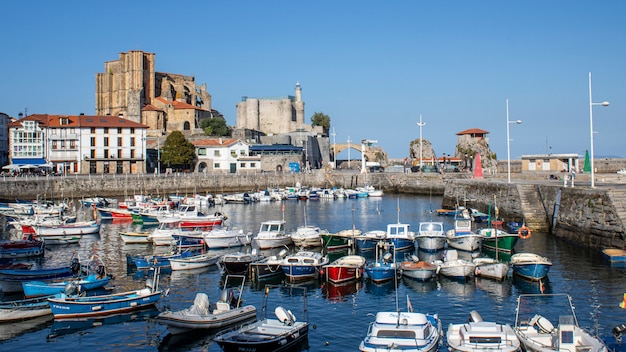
left=0, top=263, right=79, bottom=293
left=365, top=242, right=399, bottom=283
left=22, top=274, right=112, bottom=298
left=48, top=267, right=164, bottom=319
left=0, top=294, right=57, bottom=322
left=0, top=239, right=45, bottom=259
left=132, top=250, right=194, bottom=269
left=280, top=251, right=329, bottom=281
left=355, top=230, right=386, bottom=252
left=385, top=223, right=415, bottom=251
left=510, top=253, right=552, bottom=281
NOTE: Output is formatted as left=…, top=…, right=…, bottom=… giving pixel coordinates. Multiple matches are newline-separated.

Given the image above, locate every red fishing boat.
left=323, top=255, right=366, bottom=284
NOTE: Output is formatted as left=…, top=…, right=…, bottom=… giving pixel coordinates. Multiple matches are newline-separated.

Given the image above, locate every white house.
left=192, top=138, right=260, bottom=173
left=7, top=114, right=148, bottom=174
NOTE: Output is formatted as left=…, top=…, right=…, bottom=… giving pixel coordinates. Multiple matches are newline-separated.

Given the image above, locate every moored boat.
left=156, top=275, right=257, bottom=334
left=399, top=254, right=437, bottom=282
left=414, top=221, right=446, bottom=252
left=213, top=285, right=309, bottom=352
left=169, top=252, right=220, bottom=271
left=202, top=227, right=252, bottom=249
left=602, top=248, right=626, bottom=266
left=322, top=228, right=360, bottom=251
left=365, top=241, right=399, bottom=283
left=118, top=231, right=151, bottom=244
left=510, top=253, right=552, bottom=281
left=0, top=295, right=56, bottom=322
left=252, top=220, right=292, bottom=249
left=48, top=267, right=164, bottom=319
left=385, top=222, right=415, bottom=251
left=434, top=249, right=476, bottom=279
left=446, top=218, right=483, bottom=252
left=248, top=249, right=288, bottom=280
left=447, top=310, right=521, bottom=352
left=473, top=257, right=510, bottom=281
left=514, top=293, right=608, bottom=352
left=280, top=250, right=329, bottom=281
left=354, top=230, right=386, bottom=252
left=478, top=227, right=519, bottom=252
left=323, top=255, right=366, bottom=284
left=0, top=239, right=45, bottom=259
left=220, top=250, right=264, bottom=275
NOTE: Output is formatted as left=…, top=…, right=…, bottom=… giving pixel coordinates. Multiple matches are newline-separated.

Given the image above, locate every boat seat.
left=213, top=301, right=230, bottom=314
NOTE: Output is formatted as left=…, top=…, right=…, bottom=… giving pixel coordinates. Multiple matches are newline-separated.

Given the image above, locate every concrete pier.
left=0, top=171, right=624, bottom=250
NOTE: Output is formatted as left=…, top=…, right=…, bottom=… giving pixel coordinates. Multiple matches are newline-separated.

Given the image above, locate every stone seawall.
left=1, top=172, right=623, bottom=250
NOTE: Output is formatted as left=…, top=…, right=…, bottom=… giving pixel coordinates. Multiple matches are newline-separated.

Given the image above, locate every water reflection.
left=512, top=274, right=552, bottom=294
left=46, top=308, right=159, bottom=339
left=322, top=280, right=362, bottom=301
left=0, top=315, right=52, bottom=341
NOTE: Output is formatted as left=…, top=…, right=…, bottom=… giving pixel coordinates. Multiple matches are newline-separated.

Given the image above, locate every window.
left=240, top=163, right=245, bottom=168
left=52, top=141, right=57, bottom=150
left=214, top=163, right=220, bottom=168
left=104, top=149, right=109, bottom=158
left=117, top=137, right=122, bottom=147
left=90, top=137, right=96, bottom=146
left=231, top=150, right=237, bottom=157
left=250, top=162, right=256, bottom=168
left=90, top=150, right=95, bottom=158
left=198, top=148, right=206, bottom=156
left=214, top=150, right=221, bottom=157
left=131, top=137, right=135, bottom=147
left=104, top=137, right=109, bottom=147
left=240, top=150, right=246, bottom=156
left=70, top=140, right=76, bottom=149
left=130, top=128, right=135, bottom=134
left=117, top=128, right=122, bottom=134
left=104, top=127, right=109, bottom=134
left=130, top=149, right=135, bottom=158
left=91, top=127, right=96, bottom=133
left=117, top=149, right=122, bottom=158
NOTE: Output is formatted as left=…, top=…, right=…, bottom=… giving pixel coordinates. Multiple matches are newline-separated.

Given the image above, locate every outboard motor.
left=71, top=258, right=81, bottom=274
left=65, top=281, right=79, bottom=296
left=613, top=324, right=626, bottom=344
left=468, top=310, right=483, bottom=322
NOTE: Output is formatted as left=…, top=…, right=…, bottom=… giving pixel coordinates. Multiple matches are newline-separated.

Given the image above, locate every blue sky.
left=3, top=1, right=625, bottom=160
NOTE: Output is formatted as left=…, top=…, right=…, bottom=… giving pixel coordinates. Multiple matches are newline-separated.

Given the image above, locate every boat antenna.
left=396, top=198, right=400, bottom=224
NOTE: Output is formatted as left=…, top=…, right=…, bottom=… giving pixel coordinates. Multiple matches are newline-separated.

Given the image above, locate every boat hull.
left=511, top=264, right=551, bottom=281
left=48, top=288, right=162, bottom=319
left=415, top=237, right=446, bottom=252
left=0, top=295, right=53, bottom=322
left=214, top=319, right=309, bottom=352
left=157, top=305, right=257, bottom=335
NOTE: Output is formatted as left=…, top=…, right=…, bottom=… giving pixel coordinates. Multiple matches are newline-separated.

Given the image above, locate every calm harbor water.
left=1, top=194, right=625, bottom=351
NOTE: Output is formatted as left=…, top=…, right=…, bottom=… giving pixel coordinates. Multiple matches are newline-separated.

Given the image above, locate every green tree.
left=160, top=131, right=196, bottom=171
left=311, top=112, right=331, bottom=134
left=201, top=117, right=231, bottom=136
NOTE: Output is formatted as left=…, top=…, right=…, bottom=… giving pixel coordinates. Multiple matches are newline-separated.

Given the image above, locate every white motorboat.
left=169, top=252, right=220, bottom=271
left=473, top=257, right=510, bottom=281
left=252, top=220, right=292, bottom=249
left=447, top=310, right=521, bottom=352
left=434, top=249, right=476, bottom=279
left=360, top=296, right=442, bottom=352
left=289, top=225, right=328, bottom=248
left=156, top=275, right=257, bottom=334
left=280, top=250, right=329, bottom=281
left=202, top=227, right=252, bottom=249
left=514, top=293, right=608, bottom=352
left=446, top=218, right=483, bottom=252
left=415, top=221, right=446, bottom=252
left=400, top=254, right=437, bottom=281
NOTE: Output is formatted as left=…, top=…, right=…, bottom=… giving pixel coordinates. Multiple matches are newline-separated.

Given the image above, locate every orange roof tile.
left=8, top=114, right=148, bottom=129
left=456, top=128, right=489, bottom=135
left=192, top=138, right=240, bottom=147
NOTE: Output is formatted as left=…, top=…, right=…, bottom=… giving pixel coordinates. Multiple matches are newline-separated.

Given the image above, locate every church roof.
left=154, top=97, right=204, bottom=110
left=456, top=128, right=489, bottom=135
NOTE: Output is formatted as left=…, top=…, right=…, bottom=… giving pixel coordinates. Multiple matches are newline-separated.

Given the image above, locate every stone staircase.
left=516, top=184, right=550, bottom=232
left=607, top=189, right=626, bottom=229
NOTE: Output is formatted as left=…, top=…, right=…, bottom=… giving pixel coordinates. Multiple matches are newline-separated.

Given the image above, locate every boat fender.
left=613, top=324, right=626, bottom=343
left=33, top=249, right=40, bottom=256
left=469, top=310, right=483, bottom=323
left=518, top=226, right=531, bottom=239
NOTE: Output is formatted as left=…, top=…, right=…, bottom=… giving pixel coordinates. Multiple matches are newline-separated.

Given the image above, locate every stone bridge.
left=331, top=142, right=388, bottom=165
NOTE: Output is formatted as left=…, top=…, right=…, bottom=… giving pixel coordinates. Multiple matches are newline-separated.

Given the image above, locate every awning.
left=11, top=158, right=46, bottom=165
left=19, top=165, right=39, bottom=169
left=2, top=164, right=20, bottom=170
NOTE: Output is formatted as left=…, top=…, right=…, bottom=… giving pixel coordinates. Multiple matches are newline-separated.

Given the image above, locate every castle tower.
left=294, top=82, right=304, bottom=126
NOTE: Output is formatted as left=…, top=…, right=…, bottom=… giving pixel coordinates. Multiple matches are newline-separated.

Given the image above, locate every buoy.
left=518, top=225, right=531, bottom=239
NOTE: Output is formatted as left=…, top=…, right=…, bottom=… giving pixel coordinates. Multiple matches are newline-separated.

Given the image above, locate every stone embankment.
left=0, top=171, right=624, bottom=250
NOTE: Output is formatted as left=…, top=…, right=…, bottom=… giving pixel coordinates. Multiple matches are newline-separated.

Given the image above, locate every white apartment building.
left=7, top=114, right=148, bottom=174
left=192, top=138, right=260, bottom=173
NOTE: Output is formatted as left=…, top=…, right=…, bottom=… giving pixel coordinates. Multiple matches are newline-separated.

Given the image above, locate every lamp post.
left=347, top=136, right=351, bottom=169
left=506, top=99, right=522, bottom=183
left=588, top=72, right=609, bottom=188
left=416, top=114, right=426, bottom=172
left=331, top=127, right=336, bottom=168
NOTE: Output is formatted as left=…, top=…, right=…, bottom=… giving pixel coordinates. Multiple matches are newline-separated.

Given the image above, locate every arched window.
left=184, top=121, right=191, bottom=130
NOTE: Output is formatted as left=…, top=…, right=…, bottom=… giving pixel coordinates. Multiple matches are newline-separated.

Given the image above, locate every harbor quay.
left=0, top=170, right=624, bottom=251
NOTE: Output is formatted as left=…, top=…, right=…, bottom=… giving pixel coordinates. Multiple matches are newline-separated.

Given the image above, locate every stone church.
left=95, top=50, right=217, bottom=137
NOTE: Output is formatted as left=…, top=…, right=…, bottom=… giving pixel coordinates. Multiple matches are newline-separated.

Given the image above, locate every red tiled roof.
left=8, top=114, right=148, bottom=128
left=142, top=104, right=162, bottom=112
left=154, top=97, right=203, bottom=110
left=456, top=128, right=489, bottom=135
left=192, top=138, right=240, bottom=147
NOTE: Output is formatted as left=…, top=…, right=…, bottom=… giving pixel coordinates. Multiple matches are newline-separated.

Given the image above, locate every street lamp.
left=416, top=114, right=426, bottom=171
left=331, top=127, right=337, bottom=168
left=506, top=99, right=522, bottom=183
left=588, top=72, right=609, bottom=188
